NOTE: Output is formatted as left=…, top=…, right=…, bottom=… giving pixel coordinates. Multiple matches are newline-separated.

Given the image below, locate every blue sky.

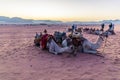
left=0, top=0, right=120, bottom=21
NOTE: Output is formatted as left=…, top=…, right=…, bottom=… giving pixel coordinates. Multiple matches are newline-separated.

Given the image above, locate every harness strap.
left=99, top=36, right=104, bottom=41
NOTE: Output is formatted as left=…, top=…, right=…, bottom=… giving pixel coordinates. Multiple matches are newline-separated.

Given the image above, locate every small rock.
left=30, top=65, right=32, bottom=67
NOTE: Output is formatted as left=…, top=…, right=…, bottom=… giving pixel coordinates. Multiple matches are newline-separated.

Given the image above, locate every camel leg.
left=83, top=48, right=97, bottom=54
left=70, top=46, right=78, bottom=56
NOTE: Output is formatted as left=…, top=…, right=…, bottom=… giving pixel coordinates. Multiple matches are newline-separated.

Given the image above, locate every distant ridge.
left=0, top=16, right=120, bottom=24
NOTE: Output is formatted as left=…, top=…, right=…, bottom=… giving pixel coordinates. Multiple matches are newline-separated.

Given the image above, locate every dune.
left=0, top=24, right=120, bottom=80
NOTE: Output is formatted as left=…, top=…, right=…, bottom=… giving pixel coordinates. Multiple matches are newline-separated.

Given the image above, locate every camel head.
left=100, top=31, right=109, bottom=38
left=98, top=31, right=109, bottom=41
left=46, top=35, right=55, bottom=43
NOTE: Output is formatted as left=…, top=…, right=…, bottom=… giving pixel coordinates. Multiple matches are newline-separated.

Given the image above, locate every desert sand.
left=0, top=24, right=120, bottom=80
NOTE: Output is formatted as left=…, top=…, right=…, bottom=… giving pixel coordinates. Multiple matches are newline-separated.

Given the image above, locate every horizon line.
left=0, top=15, right=120, bottom=22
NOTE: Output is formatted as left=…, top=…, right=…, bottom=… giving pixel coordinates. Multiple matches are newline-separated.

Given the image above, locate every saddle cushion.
left=54, top=32, right=66, bottom=43
left=41, top=34, right=49, bottom=49
left=72, top=32, right=83, bottom=38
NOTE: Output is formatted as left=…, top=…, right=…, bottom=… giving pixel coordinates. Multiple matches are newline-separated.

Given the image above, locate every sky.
left=0, top=0, right=120, bottom=21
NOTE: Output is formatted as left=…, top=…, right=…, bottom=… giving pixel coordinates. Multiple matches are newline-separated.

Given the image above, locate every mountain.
left=0, top=16, right=120, bottom=24
left=0, top=16, right=33, bottom=24
left=100, top=19, right=120, bottom=24
left=0, top=16, right=63, bottom=24
left=33, top=20, right=63, bottom=24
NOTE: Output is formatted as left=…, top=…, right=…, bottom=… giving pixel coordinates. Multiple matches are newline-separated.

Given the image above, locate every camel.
left=62, top=32, right=108, bottom=54
left=46, top=35, right=74, bottom=55
left=104, top=23, right=115, bottom=35
left=62, top=37, right=72, bottom=47
left=82, top=34, right=108, bottom=54
left=34, top=32, right=42, bottom=47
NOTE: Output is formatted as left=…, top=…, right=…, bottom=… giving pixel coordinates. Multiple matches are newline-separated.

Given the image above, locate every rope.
left=102, top=37, right=108, bottom=53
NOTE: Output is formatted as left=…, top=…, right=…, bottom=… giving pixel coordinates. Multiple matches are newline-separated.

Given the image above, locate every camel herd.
left=34, top=26, right=110, bottom=57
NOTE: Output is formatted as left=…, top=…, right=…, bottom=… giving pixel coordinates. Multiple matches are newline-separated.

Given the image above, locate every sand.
left=0, top=24, right=120, bottom=80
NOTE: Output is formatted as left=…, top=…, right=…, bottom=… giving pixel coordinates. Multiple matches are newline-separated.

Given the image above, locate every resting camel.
left=46, top=35, right=74, bottom=55
left=82, top=33, right=108, bottom=54
left=62, top=32, right=108, bottom=55
left=34, top=32, right=42, bottom=47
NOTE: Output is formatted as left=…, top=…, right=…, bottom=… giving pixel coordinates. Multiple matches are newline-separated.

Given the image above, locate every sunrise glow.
left=0, top=0, right=120, bottom=21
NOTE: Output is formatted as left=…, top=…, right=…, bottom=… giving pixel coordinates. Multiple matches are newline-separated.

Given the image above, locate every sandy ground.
left=0, top=25, right=120, bottom=80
